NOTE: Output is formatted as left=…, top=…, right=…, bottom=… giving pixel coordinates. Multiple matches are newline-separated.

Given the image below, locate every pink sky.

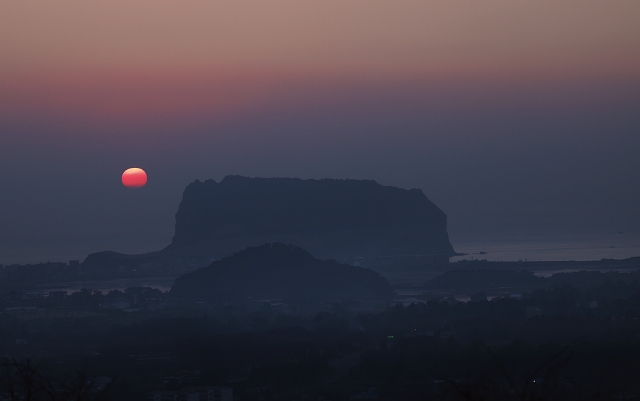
left=2, top=1, right=638, bottom=74
left=1, top=1, right=638, bottom=124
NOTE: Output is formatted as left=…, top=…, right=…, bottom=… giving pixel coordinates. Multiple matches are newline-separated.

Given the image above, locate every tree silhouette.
left=0, top=359, right=111, bottom=401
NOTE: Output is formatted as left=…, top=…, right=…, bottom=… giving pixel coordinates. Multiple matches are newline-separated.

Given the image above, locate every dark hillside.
left=170, top=243, right=393, bottom=304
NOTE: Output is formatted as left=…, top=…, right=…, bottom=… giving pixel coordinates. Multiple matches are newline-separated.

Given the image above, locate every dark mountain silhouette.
left=164, top=175, right=455, bottom=262
left=170, top=243, right=394, bottom=303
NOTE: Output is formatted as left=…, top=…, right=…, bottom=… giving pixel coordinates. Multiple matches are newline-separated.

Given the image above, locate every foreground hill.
left=170, top=243, right=394, bottom=303
left=165, top=175, right=455, bottom=263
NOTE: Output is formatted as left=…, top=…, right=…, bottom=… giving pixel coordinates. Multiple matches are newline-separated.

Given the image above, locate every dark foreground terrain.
left=1, top=254, right=640, bottom=400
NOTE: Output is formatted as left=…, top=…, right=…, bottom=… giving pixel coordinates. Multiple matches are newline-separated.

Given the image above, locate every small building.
left=184, top=387, right=233, bottom=401
left=5, top=306, right=47, bottom=319
left=470, top=292, right=487, bottom=302
left=22, top=292, right=45, bottom=300
left=48, top=290, right=68, bottom=299
left=149, top=387, right=232, bottom=401
left=91, top=376, right=112, bottom=392
left=526, top=307, right=543, bottom=318
left=426, top=326, right=456, bottom=339
left=5, top=306, right=39, bottom=313
left=101, top=299, right=131, bottom=309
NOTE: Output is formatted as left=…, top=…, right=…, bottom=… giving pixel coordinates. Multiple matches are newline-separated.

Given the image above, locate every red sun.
left=122, top=168, right=148, bottom=188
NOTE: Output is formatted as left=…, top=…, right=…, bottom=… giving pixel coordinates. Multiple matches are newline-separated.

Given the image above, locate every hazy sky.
left=0, top=1, right=639, bottom=263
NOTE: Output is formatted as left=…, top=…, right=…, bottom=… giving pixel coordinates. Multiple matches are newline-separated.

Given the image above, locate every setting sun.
left=121, top=167, right=147, bottom=188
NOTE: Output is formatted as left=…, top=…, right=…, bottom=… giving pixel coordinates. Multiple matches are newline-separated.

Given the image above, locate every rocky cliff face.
left=170, top=243, right=393, bottom=303
left=165, top=176, right=455, bottom=262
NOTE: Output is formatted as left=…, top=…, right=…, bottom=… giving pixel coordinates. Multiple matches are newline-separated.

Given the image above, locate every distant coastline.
left=3, top=236, right=639, bottom=266
left=450, top=235, right=640, bottom=263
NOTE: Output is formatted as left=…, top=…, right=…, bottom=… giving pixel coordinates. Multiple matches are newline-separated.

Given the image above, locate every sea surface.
left=449, top=235, right=640, bottom=263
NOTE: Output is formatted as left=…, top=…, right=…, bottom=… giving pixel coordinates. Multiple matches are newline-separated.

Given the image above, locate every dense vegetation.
left=2, top=270, right=640, bottom=400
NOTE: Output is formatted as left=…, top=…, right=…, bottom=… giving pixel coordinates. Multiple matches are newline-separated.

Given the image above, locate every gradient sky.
left=1, top=1, right=639, bottom=263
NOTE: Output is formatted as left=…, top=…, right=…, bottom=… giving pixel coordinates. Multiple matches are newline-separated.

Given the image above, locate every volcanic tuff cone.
left=164, top=176, right=455, bottom=262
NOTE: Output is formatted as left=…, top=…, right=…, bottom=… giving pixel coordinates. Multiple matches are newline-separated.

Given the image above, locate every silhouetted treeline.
left=0, top=359, right=111, bottom=401
left=0, top=276, right=638, bottom=400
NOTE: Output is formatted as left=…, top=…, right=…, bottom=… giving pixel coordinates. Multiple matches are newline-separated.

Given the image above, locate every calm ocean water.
left=449, top=235, right=640, bottom=263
